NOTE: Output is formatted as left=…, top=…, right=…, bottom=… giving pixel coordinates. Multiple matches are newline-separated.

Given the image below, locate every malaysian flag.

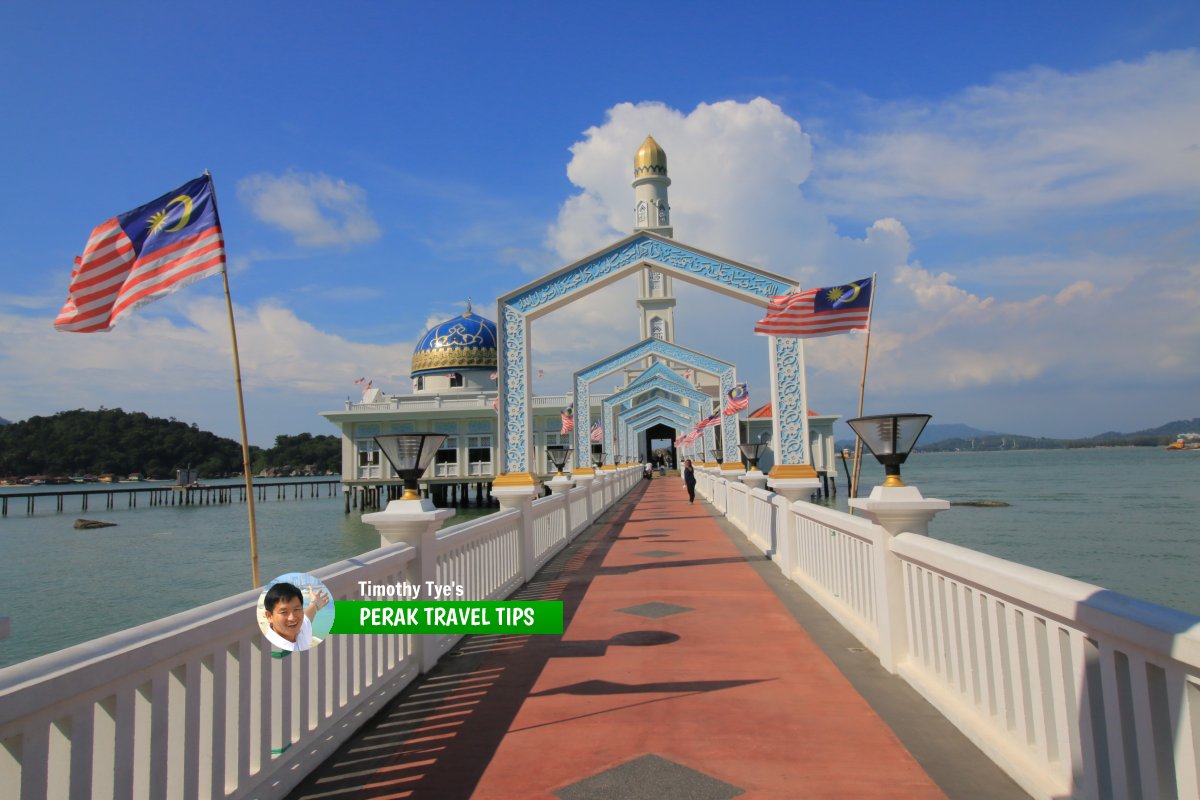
left=560, top=405, right=574, bottom=434
left=753, top=277, right=872, bottom=339
left=590, top=421, right=603, bottom=442
left=723, top=383, right=749, bottom=416
left=55, top=175, right=227, bottom=333
left=491, top=396, right=499, bottom=410
left=696, top=413, right=721, bottom=431
left=537, top=369, right=545, bottom=378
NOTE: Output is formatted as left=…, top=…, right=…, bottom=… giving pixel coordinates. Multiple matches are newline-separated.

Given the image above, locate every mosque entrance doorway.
left=645, top=424, right=676, bottom=470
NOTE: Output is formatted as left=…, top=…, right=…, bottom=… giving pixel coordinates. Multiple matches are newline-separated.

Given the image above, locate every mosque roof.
left=411, top=309, right=498, bottom=377
left=748, top=403, right=821, bottom=419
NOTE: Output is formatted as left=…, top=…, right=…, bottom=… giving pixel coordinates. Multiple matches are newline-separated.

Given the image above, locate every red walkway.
left=289, top=478, right=951, bottom=799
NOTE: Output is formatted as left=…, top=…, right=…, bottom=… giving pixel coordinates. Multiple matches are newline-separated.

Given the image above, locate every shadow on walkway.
left=287, top=481, right=658, bottom=799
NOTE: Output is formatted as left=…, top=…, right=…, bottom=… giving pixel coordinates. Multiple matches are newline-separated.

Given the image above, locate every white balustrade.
left=701, top=469, right=1200, bottom=800
left=725, top=481, right=748, bottom=530
left=569, top=486, right=590, bottom=537
left=0, top=545, right=420, bottom=800
left=0, top=467, right=639, bottom=800
left=530, top=493, right=570, bottom=572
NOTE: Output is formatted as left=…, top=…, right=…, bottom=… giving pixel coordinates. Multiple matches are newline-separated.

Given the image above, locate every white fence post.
left=850, top=486, right=949, bottom=674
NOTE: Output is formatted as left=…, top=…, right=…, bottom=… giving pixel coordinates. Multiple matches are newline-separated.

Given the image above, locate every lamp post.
left=709, top=448, right=724, bottom=470
left=361, top=433, right=455, bottom=547
left=846, top=414, right=930, bottom=489
left=846, top=413, right=948, bottom=534
left=738, top=441, right=767, bottom=490
left=546, top=444, right=574, bottom=494
left=845, top=413, right=948, bottom=676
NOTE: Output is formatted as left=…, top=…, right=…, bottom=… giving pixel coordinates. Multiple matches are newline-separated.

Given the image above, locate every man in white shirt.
left=262, top=581, right=331, bottom=652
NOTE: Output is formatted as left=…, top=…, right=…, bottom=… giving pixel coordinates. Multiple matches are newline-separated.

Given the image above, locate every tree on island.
left=0, top=409, right=341, bottom=478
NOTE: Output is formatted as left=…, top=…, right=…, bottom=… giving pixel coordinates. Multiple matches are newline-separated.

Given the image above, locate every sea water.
left=822, top=447, right=1200, bottom=614
left=1, top=448, right=1197, bottom=669
left=0, top=480, right=496, bottom=669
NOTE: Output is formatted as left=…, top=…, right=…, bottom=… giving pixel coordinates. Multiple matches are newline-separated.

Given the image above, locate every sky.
left=1, top=1, right=1197, bottom=447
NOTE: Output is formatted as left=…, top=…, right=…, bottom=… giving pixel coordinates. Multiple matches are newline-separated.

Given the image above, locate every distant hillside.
left=1089, top=418, right=1200, bottom=441
left=0, top=409, right=342, bottom=478
left=0, top=417, right=9, bottom=426
left=915, top=417, right=1199, bottom=452
left=836, top=417, right=1198, bottom=452
left=921, top=423, right=1000, bottom=444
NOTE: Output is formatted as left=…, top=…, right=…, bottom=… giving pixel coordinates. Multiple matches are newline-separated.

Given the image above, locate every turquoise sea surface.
left=1, top=448, right=1197, bottom=669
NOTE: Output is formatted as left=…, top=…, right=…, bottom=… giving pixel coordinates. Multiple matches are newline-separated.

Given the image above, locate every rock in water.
left=74, top=518, right=117, bottom=529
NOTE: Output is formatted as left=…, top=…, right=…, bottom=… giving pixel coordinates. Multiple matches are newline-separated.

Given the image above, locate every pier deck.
left=288, top=478, right=1029, bottom=799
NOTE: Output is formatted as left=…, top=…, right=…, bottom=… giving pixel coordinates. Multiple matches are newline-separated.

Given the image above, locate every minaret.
left=633, top=135, right=677, bottom=345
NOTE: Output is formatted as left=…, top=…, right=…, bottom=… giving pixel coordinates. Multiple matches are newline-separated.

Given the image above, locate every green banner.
left=329, top=601, right=564, bottom=635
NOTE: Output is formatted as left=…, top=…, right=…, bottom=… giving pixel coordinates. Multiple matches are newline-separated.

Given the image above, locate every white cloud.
left=539, top=92, right=1199, bottom=436
left=238, top=171, right=382, bottom=247
left=813, top=50, right=1200, bottom=226
left=0, top=295, right=413, bottom=445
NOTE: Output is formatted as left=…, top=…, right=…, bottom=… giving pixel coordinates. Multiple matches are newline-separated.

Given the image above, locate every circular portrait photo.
left=257, top=572, right=335, bottom=652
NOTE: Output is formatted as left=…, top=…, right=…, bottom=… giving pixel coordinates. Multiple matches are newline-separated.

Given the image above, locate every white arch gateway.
left=574, top=339, right=733, bottom=468
left=495, top=231, right=820, bottom=497
left=618, top=399, right=700, bottom=461
left=601, top=363, right=714, bottom=465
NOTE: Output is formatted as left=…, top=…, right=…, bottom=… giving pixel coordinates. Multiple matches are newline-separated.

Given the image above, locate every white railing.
left=0, top=545, right=420, bottom=800
left=344, top=393, right=619, bottom=412
left=892, top=534, right=1200, bottom=800
left=530, top=493, right=570, bottom=572
left=702, top=470, right=1200, bottom=800
left=710, top=472, right=727, bottom=514
left=744, top=488, right=776, bottom=555
left=568, top=486, right=590, bottom=536
left=725, top=480, right=748, bottom=531
left=779, top=500, right=883, bottom=657
left=0, top=467, right=640, bottom=800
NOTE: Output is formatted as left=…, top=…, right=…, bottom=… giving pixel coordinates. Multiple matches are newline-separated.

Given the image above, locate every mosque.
left=321, top=137, right=839, bottom=504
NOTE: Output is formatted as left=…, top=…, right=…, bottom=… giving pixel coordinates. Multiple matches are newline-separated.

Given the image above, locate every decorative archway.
left=626, top=408, right=698, bottom=460
left=601, top=363, right=713, bottom=464
left=570, top=338, right=735, bottom=468
left=496, top=231, right=809, bottom=489
left=617, top=396, right=703, bottom=462
left=630, top=413, right=695, bottom=462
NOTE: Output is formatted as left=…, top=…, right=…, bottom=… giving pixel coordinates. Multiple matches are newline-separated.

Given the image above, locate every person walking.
left=683, top=459, right=696, bottom=503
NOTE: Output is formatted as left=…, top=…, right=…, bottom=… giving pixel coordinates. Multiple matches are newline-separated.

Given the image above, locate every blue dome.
left=410, top=311, right=498, bottom=377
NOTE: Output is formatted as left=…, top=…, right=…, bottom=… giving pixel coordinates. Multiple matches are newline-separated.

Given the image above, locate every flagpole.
left=849, top=272, right=878, bottom=506
left=208, top=171, right=262, bottom=588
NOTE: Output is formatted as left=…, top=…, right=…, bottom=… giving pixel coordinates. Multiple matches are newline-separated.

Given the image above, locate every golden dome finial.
left=634, top=135, right=668, bottom=176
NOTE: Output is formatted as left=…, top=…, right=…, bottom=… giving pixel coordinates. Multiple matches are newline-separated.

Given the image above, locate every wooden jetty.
left=0, top=480, right=342, bottom=517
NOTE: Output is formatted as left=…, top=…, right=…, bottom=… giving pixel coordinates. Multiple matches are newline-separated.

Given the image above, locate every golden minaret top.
left=634, top=135, right=668, bottom=176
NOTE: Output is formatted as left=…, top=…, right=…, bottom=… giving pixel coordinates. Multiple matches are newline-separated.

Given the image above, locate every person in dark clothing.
left=683, top=459, right=696, bottom=503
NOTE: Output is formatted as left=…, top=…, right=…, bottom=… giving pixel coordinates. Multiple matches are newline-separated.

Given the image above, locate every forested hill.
left=914, top=417, right=1200, bottom=452
left=0, top=409, right=341, bottom=478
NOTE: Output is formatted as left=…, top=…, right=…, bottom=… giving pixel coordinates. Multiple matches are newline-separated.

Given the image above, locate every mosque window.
left=356, top=440, right=381, bottom=479
left=467, top=435, right=492, bottom=476
left=648, top=270, right=663, bottom=295
left=636, top=200, right=647, bottom=226
left=650, top=317, right=665, bottom=339
left=415, top=376, right=424, bottom=391
left=448, top=373, right=464, bottom=388
left=434, top=436, right=459, bottom=477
